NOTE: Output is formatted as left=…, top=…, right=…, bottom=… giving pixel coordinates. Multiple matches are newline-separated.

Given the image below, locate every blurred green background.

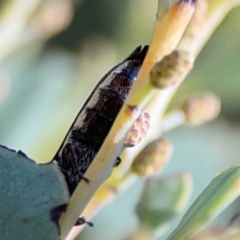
left=0, top=1, right=240, bottom=239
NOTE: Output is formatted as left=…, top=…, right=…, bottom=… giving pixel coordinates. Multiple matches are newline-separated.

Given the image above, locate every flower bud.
left=124, top=112, right=151, bottom=148
left=131, top=139, right=173, bottom=177
left=181, top=92, right=221, bottom=126
left=136, top=172, right=192, bottom=233
left=150, top=50, right=193, bottom=89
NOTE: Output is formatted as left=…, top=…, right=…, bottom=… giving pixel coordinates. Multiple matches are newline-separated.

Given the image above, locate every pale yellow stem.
left=62, top=0, right=240, bottom=239
left=61, top=1, right=196, bottom=239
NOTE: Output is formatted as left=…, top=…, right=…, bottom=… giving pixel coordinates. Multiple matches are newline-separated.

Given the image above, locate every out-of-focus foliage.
left=166, top=166, right=240, bottom=240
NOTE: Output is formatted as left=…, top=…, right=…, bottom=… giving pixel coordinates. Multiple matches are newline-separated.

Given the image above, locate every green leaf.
left=0, top=145, right=69, bottom=240
left=166, top=165, right=240, bottom=240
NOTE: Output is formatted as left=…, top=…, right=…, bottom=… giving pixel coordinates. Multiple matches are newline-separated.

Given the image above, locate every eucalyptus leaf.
left=0, top=145, right=69, bottom=240
left=166, top=166, right=240, bottom=240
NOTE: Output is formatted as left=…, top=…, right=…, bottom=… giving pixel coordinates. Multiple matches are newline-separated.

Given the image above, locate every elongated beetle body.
left=53, top=46, right=148, bottom=195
